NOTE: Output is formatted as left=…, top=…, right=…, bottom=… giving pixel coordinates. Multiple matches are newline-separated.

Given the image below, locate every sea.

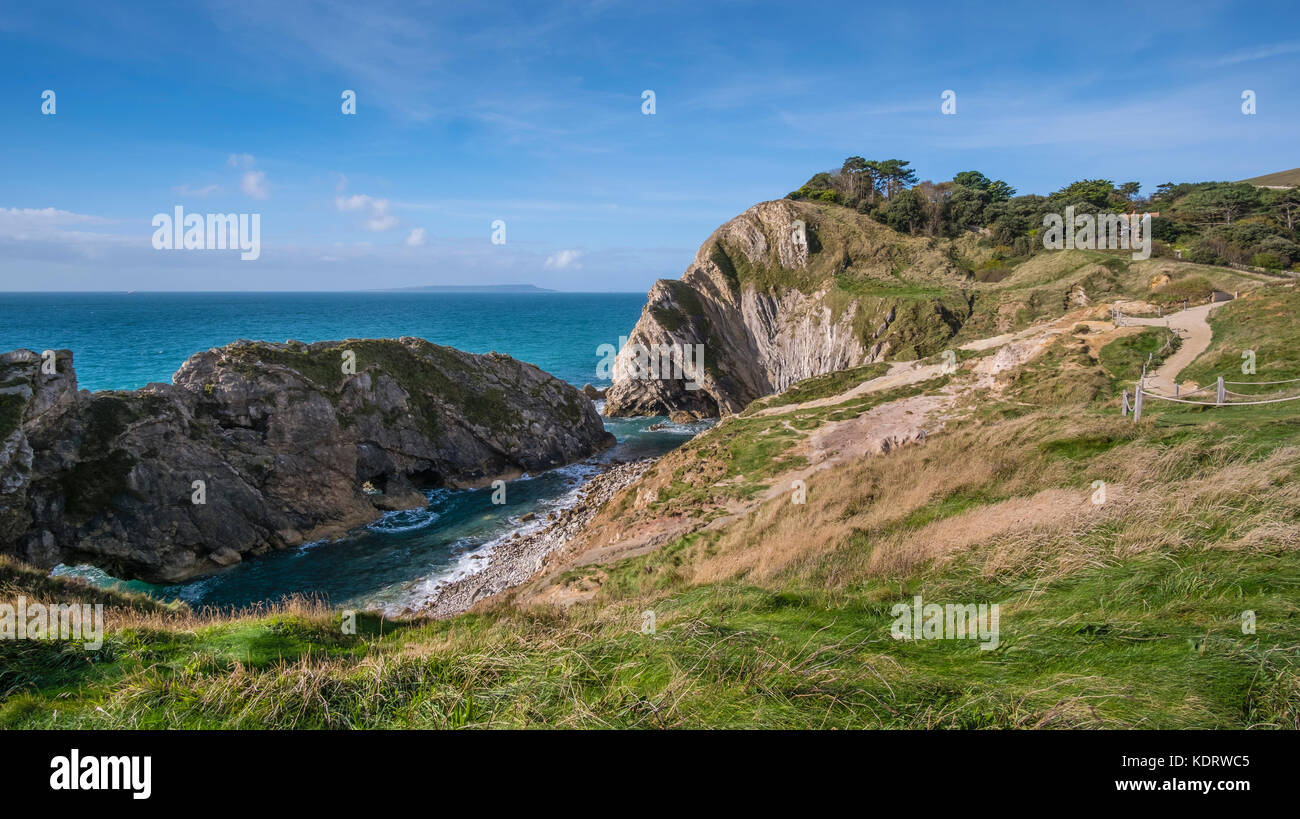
left=0, top=291, right=701, bottom=612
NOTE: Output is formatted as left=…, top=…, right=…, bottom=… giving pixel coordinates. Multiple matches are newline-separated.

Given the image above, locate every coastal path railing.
left=1122, top=375, right=1300, bottom=421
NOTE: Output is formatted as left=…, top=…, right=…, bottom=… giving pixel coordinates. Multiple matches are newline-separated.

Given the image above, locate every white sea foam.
left=366, top=507, right=442, bottom=534
left=375, top=460, right=604, bottom=614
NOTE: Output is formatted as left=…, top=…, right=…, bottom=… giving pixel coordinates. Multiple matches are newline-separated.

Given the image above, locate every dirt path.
left=1121, top=301, right=1225, bottom=394
left=751, top=360, right=949, bottom=417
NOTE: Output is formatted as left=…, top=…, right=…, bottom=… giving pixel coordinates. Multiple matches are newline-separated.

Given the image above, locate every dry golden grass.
left=103, top=595, right=338, bottom=632
left=646, top=406, right=1300, bottom=592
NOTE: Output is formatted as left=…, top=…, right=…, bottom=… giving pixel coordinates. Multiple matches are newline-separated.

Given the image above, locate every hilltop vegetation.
left=789, top=158, right=1300, bottom=272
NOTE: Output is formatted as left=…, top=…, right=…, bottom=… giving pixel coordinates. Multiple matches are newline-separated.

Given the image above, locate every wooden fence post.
left=1133, top=383, right=1143, bottom=422
left=1121, top=389, right=1130, bottom=416
left=1216, top=376, right=1225, bottom=406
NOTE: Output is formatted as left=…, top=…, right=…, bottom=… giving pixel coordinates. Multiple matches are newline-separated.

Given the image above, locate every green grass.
left=3, top=542, right=1295, bottom=728
left=652, top=413, right=807, bottom=510
left=1099, top=327, right=1181, bottom=382
left=1180, top=288, right=1300, bottom=386
left=748, top=362, right=891, bottom=411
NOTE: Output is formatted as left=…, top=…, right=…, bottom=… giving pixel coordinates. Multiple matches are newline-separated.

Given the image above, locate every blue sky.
left=1, top=0, right=1297, bottom=291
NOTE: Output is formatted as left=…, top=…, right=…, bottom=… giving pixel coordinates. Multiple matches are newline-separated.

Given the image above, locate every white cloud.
left=0, top=207, right=113, bottom=239
left=366, top=212, right=398, bottom=231
left=334, top=193, right=397, bottom=231
left=224, top=155, right=268, bottom=199
left=544, top=248, right=582, bottom=269
left=241, top=170, right=269, bottom=200
left=405, top=227, right=427, bottom=246
left=334, top=194, right=374, bottom=211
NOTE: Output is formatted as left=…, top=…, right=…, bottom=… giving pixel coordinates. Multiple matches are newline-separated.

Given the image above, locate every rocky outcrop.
left=604, top=200, right=972, bottom=418
left=0, top=339, right=613, bottom=583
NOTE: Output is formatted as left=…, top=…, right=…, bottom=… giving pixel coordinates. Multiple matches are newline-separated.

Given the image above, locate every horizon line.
left=0, top=289, right=652, bottom=295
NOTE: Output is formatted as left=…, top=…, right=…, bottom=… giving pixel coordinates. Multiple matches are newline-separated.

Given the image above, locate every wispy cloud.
left=172, top=183, right=221, bottom=197
left=1208, top=39, right=1300, bottom=67
left=0, top=206, right=113, bottom=239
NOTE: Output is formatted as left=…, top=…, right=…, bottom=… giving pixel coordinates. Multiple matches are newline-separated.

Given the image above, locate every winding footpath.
left=1122, top=301, right=1226, bottom=394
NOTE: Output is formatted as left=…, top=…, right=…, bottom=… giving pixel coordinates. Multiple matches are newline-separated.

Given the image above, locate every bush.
left=1152, top=275, right=1213, bottom=305
left=1250, top=253, right=1283, bottom=270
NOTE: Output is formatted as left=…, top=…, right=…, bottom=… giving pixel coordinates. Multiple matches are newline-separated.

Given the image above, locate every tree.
left=864, top=160, right=885, bottom=202
left=884, top=189, right=924, bottom=234
left=953, top=170, right=1014, bottom=199
left=952, top=170, right=992, bottom=190
left=877, top=159, right=918, bottom=199
left=841, top=156, right=869, bottom=202
left=986, top=179, right=1016, bottom=203
left=1178, top=183, right=1260, bottom=225
left=984, top=195, right=1044, bottom=246
left=914, top=181, right=953, bottom=236
left=1049, top=179, right=1121, bottom=211
left=948, top=185, right=990, bottom=230
left=1263, top=186, right=1300, bottom=233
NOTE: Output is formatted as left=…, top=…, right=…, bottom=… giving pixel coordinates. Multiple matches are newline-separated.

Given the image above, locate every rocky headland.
left=0, top=338, right=613, bottom=583
left=603, top=200, right=974, bottom=419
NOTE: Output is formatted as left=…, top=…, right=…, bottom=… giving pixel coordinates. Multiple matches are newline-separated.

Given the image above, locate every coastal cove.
left=54, top=413, right=702, bottom=613
left=1, top=291, right=701, bottom=611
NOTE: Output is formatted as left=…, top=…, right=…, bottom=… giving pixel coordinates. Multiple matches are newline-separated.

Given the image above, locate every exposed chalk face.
left=604, top=200, right=967, bottom=419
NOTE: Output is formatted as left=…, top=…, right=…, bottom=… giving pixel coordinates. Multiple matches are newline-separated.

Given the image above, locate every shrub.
left=1250, top=252, right=1282, bottom=270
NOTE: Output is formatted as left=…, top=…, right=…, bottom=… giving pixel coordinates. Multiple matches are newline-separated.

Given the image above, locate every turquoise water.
left=0, top=292, right=698, bottom=611
left=0, top=291, right=646, bottom=392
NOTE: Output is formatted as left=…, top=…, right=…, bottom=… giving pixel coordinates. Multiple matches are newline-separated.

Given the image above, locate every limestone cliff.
left=604, top=200, right=974, bottom=418
left=0, top=339, right=613, bottom=583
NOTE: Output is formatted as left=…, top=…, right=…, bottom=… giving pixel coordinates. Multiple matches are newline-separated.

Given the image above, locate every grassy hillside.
left=1179, top=288, right=1300, bottom=385
left=1241, top=168, right=1300, bottom=188
left=2, top=285, right=1298, bottom=729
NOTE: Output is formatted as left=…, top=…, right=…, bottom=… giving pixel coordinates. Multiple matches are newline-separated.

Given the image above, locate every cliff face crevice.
left=0, top=340, right=613, bottom=583
left=604, top=200, right=969, bottom=418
